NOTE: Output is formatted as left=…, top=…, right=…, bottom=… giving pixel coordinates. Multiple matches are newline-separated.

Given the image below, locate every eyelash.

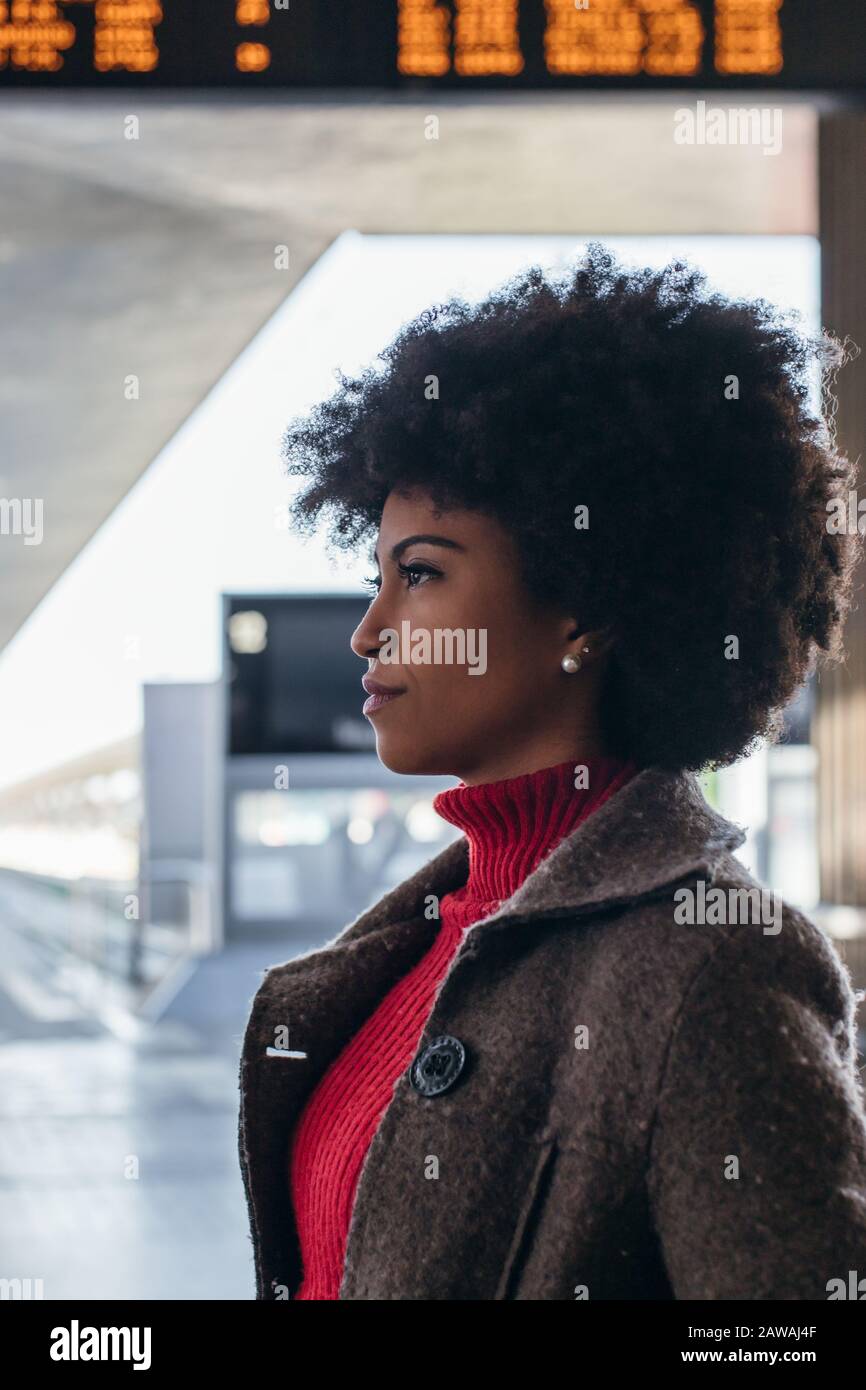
left=361, top=561, right=440, bottom=595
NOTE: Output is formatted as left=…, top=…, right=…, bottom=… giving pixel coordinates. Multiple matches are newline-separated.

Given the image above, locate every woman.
left=238, top=243, right=866, bottom=1300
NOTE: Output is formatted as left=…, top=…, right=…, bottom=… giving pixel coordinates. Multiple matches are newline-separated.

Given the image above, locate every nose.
left=350, top=594, right=385, bottom=662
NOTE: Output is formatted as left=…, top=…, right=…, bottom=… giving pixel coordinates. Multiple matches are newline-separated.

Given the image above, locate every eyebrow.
left=372, top=534, right=466, bottom=567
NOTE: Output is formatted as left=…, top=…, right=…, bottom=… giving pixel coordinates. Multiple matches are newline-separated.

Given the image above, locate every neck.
left=432, top=753, right=639, bottom=906
left=454, top=729, right=610, bottom=787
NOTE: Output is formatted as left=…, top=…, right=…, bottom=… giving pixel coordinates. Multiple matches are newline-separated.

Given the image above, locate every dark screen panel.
left=226, top=595, right=376, bottom=756
left=1, top=1, right=864, bottom=90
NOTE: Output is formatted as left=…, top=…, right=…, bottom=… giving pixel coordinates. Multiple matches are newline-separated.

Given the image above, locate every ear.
left=561, top=621, right=615, bottom=658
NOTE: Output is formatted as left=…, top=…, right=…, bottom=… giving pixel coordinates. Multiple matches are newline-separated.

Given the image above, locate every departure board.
left=0, top=1, right=864, bottom=90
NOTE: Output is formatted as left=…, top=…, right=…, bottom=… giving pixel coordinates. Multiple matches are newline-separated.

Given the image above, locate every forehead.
left=376, top=488, right=508, bottom=551
left=379, top=487, right=449, bottom=530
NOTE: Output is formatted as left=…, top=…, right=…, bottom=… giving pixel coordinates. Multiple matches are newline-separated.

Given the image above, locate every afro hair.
left=281, top=241, right=862, bottom=773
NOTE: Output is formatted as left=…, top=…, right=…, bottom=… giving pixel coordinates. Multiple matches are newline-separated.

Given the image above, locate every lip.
left=362, top=675, right=407, bottom=716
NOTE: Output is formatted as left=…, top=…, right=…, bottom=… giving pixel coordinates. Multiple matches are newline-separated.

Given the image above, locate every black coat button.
left=409, top=1034, right=468, bottom=1097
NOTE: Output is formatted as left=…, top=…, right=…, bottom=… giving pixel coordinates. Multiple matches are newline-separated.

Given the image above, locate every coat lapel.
left=239, top=764, right=747, bottom=1297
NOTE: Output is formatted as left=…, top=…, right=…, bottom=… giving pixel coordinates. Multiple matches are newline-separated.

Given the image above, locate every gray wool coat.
left=237, top=764, right=866, bottom=1300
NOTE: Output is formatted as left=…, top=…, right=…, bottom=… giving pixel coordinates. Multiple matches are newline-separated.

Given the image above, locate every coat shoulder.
left=555, top=851, right=862, bottom=1077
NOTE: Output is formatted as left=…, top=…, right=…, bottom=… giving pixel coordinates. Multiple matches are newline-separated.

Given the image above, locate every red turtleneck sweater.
left=287, top=754, right=639, bottom=1299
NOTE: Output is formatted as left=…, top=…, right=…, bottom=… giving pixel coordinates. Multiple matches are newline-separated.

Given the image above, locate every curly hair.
left=281, top=241, right=862, bottom=773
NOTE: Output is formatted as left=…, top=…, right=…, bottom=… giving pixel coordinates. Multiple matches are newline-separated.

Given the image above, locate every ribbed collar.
left=432, top=755, right=640, bottom=907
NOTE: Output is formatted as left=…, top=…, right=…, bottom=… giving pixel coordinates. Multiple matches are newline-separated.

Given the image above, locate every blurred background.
left=1, top=1, right=865, bottom=1299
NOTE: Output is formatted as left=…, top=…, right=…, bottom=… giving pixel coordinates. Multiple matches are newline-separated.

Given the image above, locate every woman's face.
left=350, top=486, right=609, bottom=784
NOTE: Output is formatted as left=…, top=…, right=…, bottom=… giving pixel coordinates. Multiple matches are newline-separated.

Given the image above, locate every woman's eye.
left=361, top=563, right=439, bottom=597
left=398, top=561, right=439, bottom=589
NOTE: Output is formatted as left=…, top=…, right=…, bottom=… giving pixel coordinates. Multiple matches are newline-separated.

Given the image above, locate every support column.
left=815, top=110, right=866, bottom=908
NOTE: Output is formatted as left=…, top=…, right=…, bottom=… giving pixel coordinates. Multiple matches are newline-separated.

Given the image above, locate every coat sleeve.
left=646, top=908, right=866, bottom=1299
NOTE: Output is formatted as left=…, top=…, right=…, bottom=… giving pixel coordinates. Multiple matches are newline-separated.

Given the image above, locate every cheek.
left=406, top=586, right=537, bottom=697
left=413, top=648, right=520, bottom=708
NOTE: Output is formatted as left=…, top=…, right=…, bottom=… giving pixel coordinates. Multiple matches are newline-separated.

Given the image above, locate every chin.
left=374, top=739, right=450, bottom=778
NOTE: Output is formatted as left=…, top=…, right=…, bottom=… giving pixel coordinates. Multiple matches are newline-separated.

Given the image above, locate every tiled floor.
left=0, top=918, right=326, bottom=1301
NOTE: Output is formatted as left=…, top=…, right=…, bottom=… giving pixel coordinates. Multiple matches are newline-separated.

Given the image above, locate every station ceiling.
left=0, top=93, right=816, bottom=652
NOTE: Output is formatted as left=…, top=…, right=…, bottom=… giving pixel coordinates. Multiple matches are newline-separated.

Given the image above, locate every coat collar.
left=330, top=764, right=747, bottom=952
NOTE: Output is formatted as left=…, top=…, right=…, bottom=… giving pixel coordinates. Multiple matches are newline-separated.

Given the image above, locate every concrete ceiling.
left=0, top=91, right=819, bottom=652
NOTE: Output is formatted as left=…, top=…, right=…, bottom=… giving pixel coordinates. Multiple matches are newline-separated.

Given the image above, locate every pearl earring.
left=561, top=653, right=581, bottom=673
